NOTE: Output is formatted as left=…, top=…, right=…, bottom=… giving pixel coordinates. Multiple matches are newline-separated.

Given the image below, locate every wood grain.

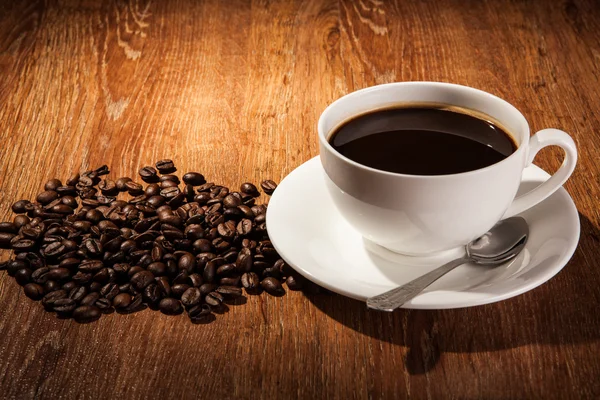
left=1, top=0, right=600, bottom=398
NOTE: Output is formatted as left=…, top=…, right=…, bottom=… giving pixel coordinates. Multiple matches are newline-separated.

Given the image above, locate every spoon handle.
left=366, top=256, right=471, bottom=311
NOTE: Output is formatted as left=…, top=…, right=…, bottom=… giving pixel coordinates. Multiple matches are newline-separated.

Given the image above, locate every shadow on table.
left=304, top=213, right=600, bottom=375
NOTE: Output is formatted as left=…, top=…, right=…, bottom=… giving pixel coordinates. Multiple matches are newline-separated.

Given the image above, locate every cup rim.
left=318, top=81, right=530, bottom=179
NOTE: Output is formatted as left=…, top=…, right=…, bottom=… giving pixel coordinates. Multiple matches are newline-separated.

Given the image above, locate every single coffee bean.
left=98, top=179, right=117, bottom=195
left=43, top=178, right=62, bottom=191
left=72, top=271, right=93, bottom=285
left=159, top=298, right=183, bottom=315
left=11, top=238, right=36, bottom=251
left=73, top=305, right=101, bottom=323
left=219, top=276, right=240, bottom=286
left=79, top=259, right=104, bottom=273
left=216, top=263, right=236, bottom=276
left=147, top=261, right=167, bottom=276
left=199, top=283, right=217, bottom=297
left=24, top=283, right=45, bottom=300
left=139, top=166, right=158, bottom=181
left=222, top=194, right=241, bottom=209
left=37, top=190, right=59, bottom=205
left=0, top=222, right=17, bottom=233
left=42, top=290, right=68, bottom=309
left=53, top=298, right=77, bottom=314
left=261, top=277, right=285, bottom=296
left=260, top=180, right=277, bottom=195
left=31, top=267, right=51, bottom=284
left=171, top=283, right=190, bottom=298
left=100, top=283, right=120, bottom=300
left=125, top=181, right=144, bottom=195
left=241, top=272, right=260, bottom=290
left=0, top=232, right=16, bottom=249
left=188, top=304, right=213, bottom=323
left=112, top=293, right=132, bottom=310
left=43, top=242, right=66, bottom=258
left=143, top=283, right=163, bottom=305
left=44, top=280, right=61, bottom=293
left=80, top=292, right=101, bottom=306
left=189, top=273, right=203, bottom=288
left=181, top=287, right=202, bottom=308
left=285, top=275, right=304, bottom=290
left=216, top=285, right=242, bottom=298
left=155, top=159, right=176, bottom=174
left=240, top=182, right=260, bottom=197
left=235, top=249, right=253, bottom=272
left=46, top=267, right=70, bottom=282
left=69, top=286, right=88, bottom=302
left=182, top=172, right=205, bottom=186
left=115, top=177, right=132, bottom=191
left=177, top=253, right=196, bottom=273
left=15, top=268, right=33, bottom=286
left=205, top=291, right=224, bottom=307
left=131, top=270, right=155, bottom=290
left=236, top=219, right=253, bottom=236
left=14, top=215, right=31, bottom=229
left=12, top=200, right=32, bottom=214
left=160, top=186, right=181, bottom=199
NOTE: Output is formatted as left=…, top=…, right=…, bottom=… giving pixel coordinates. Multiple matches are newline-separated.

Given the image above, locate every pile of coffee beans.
left=0, top=160, right=321, bottom=324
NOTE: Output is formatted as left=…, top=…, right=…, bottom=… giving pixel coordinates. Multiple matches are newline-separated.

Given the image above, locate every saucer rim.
left=267, top=156, right=581, bottom=309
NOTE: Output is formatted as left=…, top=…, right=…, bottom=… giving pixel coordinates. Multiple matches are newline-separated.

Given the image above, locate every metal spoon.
left=366, top=216, right=529, bottom=311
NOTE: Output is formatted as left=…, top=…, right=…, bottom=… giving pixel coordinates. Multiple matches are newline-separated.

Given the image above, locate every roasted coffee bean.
left=171, top=283, right=190, bottom=298
left=73, top=305, right=101, bottom=323
left=188, top=304, right=213, bottom=323
left=46, top=267, right=70, bottom=282
left=251, top=204, right=267, bottom=216
left=72, top=271, right=93, bottom=285
left=98, top=179, right=117, bottom=195
left=43, top=242, right=66, bottom=258
left=205, top=291, right=224, bottom=307
left=15, top=268, right=32, bottom=285
left=62, top=279, right=79, bottom=293
left=130, top=270, right=155, bottom=290
left=236, top=219, right=253, bottom=236
left=194, top=192, right=212, bottom=205
left=125, top=181, right=144, bottom=195
left=24, top=283, right=45, bottom=300
left=100, top=283, right=120, bottom=300
left=156, top=159, right=176, bottom=174
left=222, top=194, right=241, bottom=209
left=12, top=200, right=32, bottom=214
left=222, top=250, right=239, bottom=263
left=53, top=298, right=77, bottom=314
left=199, top=283, right=217, bottom=297
left=142, top=283, right=162, bottom=305
left=159, top=298, right=183, bottom=315
left=261, top=277, right=285, bottom=296
left=260, top=180, right=277, bottom=195
left=44, top=179, right=62, bottom=191
left=95, top=165, right=109, bottom=176
left=285, top=275, right=304, bottom=291
left=240, top=182, right=260, bottom=197
left=0, top=232, right=16, bottom=249
left=69, top=286, right=88, bottom=302
left=14, top=215, right=31, bottom=229
left=44, top=280, right=61, bottom=293
left=31, top=267, right=51, bottom=283
left=216, top=285, right=242, bottom=298
left=115, top=177, right=131, bottom=191
left=262, top=267, right=282, bottom=280
left=156, top=276, right=172, bottom=297
left=139, top=166, right=158, bottom=181
left=147, top=261, right=167, bottom=276
left=95, top=297, right=113, bottom=312
left=113, top=293, right=132, bottom=309
left=217, top=221, right=236, bottom=238
left=181, top=287, right=202, bottom=307
left=42, top=290, right=68, bottom=309
left=182, top=172, right=205, bottom=186
left=236, top=248, right=253, bottom=272
left=219, top=276, right=240, bottom=286
left=177, top=252, right=196, bottom=273
left=241, top=272, right=260, bottom=290
left=216, top=263, right=236, bottom=276
left=11, top=238, right=36, bottom=251
left=79, top=259, right=104, bottom=273
left=160, top=186, right=181, bottom=199
left=37, top=190, right=59, bottom=205
left=0, top=222, right=17, bottom=233
left=189, top=273, right=203, bottom=288
left=80, top=292, right=101, bottom=306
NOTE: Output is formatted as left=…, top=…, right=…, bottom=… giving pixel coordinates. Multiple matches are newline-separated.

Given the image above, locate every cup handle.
left=504, top=129, right=577, bottom=218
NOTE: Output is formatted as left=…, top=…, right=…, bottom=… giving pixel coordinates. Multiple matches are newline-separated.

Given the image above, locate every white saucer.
left=266, top=157, right=580, bottom=309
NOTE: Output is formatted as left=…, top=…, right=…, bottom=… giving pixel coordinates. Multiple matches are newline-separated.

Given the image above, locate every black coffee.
left=329, top=105, right=517, bottom=175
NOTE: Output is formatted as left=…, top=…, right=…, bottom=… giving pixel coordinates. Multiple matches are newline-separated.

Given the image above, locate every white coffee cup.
left=318, top=82, right=577, bottom=256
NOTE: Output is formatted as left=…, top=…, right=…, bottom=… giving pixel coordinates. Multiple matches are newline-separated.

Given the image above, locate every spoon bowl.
left=367, top=216, right=530, bottom=311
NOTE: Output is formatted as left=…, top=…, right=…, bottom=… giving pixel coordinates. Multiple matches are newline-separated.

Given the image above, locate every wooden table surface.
left=1, top=0, right=599, bottom=398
